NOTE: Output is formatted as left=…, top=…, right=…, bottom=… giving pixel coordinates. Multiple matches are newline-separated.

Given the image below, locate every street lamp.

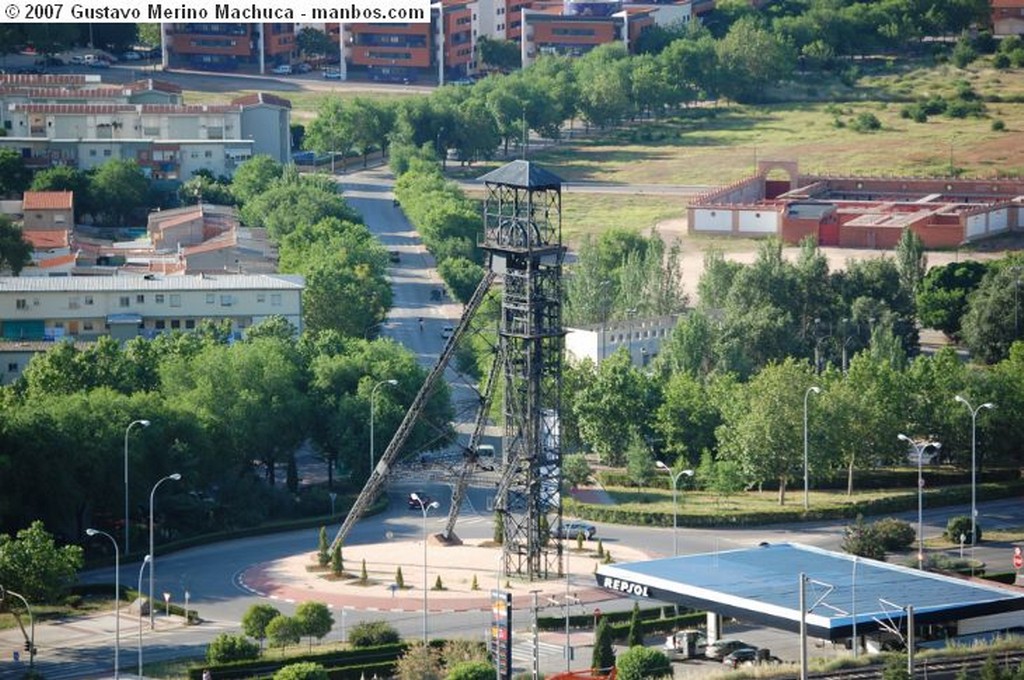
left=0, top=586, right=35, bottom=670
left=137, top=555, right=151, bottom=678
left=149, top=473, right=181, bottom=628
left=370, top=379, right=398, bottom=474
left=124, top=419, right=150, bottom=555
left=410, top=492, right=440, bottom=643
left=86, top=528, right=120, bottom=678
left=803, top=386, right=821, bottom=511
left=655, top=461, right=694, bottom=556
left=954, top=395, right=994, bottom=546
left=897, top=435, right=926, bottom=570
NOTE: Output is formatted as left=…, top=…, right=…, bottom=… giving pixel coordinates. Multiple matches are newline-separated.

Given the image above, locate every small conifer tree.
left=331, top=543, right=344, bottom=576
left=396, top=566, right=405, bottom=588
left=471, top=574, right=479, bottom=591
left=317, top=526, right=329, bottom=567
left=576, top=532, right=584, bottom=551
left=360, top=558, right=368, bottom=583
left=596, top=539, right=605, bottom=558
left=433, top=575, right=444, bottom=591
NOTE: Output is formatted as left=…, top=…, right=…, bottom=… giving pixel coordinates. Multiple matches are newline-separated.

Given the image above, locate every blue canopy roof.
left=596, top=543, right=1024, bottom=640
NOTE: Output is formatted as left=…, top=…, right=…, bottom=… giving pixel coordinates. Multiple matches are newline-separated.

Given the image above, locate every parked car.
left=705, top=639, right=752, bottom=660
left=388, top=251, right=401, bottom=263
left=122, top=51, right=142, bottom=61
left=441, top=326, right=455, bottom=339
left=295, top=62, right=312, bottom=73
left=408, top=493, right=434, bottom=509
left=89, top=60, right=111, bottom=69
left=35, top=56, right=64, bottom=66
left=69, top=55, right=86, bottom=64
left=272, top=64, right=292, bottom=75
left=555, top=520, right=597, bottom=540
left=323, top=69, right=342, bottom=80
left=722, top=648, right=759, bottom=668
left=663, top=629, right=707, bottom=661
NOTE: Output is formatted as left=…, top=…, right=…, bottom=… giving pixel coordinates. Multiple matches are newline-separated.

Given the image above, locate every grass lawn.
left=602, top=485, right=916, bottom=517
left=0, top=595, right=118, bottom=631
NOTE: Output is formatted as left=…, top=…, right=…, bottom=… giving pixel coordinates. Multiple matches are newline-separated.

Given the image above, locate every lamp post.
left=655, top=461, right=694, bottom=556
left=954, top=395, right=994, bottom=546
left=898, top=435, right=926, bottom=570
left=124, top=419, right=150, bottom=555
left=410, top=492, right=439, bottom=643
left=370, top=379, right=398, bottom=475
left=149, top=473, right=181, bottom=629
left=86, top=528, right=120, bottom=678
left=0, top=586, right=35, bottom=670
left=803, top=386, right=821, bottom=511
left=137, top=555, right=150, bottom=678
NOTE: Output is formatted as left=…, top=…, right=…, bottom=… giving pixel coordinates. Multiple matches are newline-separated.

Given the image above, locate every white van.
left=82, top=54, right=97, bottom=64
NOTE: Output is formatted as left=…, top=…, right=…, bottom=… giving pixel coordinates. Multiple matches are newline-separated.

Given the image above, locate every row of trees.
left=0, top=321, right=452, bottom=539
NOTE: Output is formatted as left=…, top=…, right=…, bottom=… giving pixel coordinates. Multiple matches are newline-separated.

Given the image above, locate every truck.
left=663, top=629, right=707, bottom=661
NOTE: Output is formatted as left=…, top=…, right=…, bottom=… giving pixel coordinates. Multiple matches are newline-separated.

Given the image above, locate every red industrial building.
left=688, top=161, right=1024, bottom=249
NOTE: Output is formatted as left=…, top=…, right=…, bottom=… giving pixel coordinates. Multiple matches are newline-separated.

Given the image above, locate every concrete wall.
left=736, top=209, right=778, bottom=234
left=691, top=208, right=732, bottom=232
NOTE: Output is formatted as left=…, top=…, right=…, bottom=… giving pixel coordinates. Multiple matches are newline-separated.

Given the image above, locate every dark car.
left=705, top=639, right=752, bottom=660
left=35, top=56, right=64, bottom=66
left=408, top=493, right=433, bottom=509
left=388, top=250, right=401, bottom=263
left=722, top=647, right=759, bottom=668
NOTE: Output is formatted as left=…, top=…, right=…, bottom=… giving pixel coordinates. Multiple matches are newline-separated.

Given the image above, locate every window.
left=271, top=293, right=282, bottom=306
left=85, top=296, right=94, bottom=305
left=171, top=319, right=181, bottom=329
left=155, top=320, right=165, bottom=330
left=69, top=297, right=80, bottom=309
left=16, top=298, right=27, bottom=309
left=257, top=293, right=266, bottom=303
left=220, top=295, right=233, bottom=306
left=83, top=321, right=94, bottom=331
left=7, top=363, right=18, bottom=372
left=89, top=149, right=97, bottom=157
left=119, top=296, right=130, bottom=308
left=155, top=294, right=165, bottom=304
left=136, top=294, right=145, bottom=303
left=170, top=294, right=181, bottom=307
left=185, top=319, right=195, bottom=329
left=206, top=293, right=215, bottom=304
left=204, top=150, right=213, bottom=158
left=103, top=149, right=112, bottom=157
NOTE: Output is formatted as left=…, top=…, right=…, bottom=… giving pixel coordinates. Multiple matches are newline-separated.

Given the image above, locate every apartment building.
left=162, top=24, right=297, bottom=73
left=0, top=273, right=304, bottom=343
left=565, top=315, right=679, bottom=367
left=0, top=75, right=291, bottom=182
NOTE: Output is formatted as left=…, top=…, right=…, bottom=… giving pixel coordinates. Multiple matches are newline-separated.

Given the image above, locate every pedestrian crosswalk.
left=510, top=638, right=567, bottom=663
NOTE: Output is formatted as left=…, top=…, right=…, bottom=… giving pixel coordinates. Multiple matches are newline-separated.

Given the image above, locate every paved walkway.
left=238, top=537, right=648, bottom=613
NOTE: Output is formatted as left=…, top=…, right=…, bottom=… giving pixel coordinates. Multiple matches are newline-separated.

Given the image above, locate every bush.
left=616, top=646, right=672, bottom=680
left=952, top=39, right=977, bottom=68
left=992, top=119, right=1006, bottom=131
left=872, top=518, right=916, bottom=551
left=446, top=660, right=496, bottom=680
left=348, top=620, right=401, bottom=647
left=993, top=53, right=1011, bottom=69
left=206, top=633, right=260, bottom=664
left=850, top=112, right=882, bottom=133
left=945, top=515, right=981, bottom=544
left=274, top=662, right=329, bottom=680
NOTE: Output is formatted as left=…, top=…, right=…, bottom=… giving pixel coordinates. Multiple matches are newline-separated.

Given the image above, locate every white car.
left=441, top=325, right=455, bottom=339
left=272, top=64, right=292, bottom=75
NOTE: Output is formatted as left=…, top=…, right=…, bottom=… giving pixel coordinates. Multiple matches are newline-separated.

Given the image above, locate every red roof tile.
left=24, top=230, right=71, bottom=249
left=23, top=191, right=73, bottom=210
left=230, top=92, right=292, bottom=109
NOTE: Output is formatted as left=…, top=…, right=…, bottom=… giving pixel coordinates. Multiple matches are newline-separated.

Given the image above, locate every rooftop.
left=22, top=191, right=73, bottom=211
left=0, top=273, right=303, bottom=292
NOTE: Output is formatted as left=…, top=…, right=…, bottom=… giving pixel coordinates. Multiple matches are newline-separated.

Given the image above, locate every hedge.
left=537, top=605, right=687, bottom=631
left=187, top=643, right=410, bottom=679
left=566, top=481, right=1024, bottom=529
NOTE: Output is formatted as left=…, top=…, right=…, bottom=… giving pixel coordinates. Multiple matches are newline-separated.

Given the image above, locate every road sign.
left=1013, top=547, right=1022, bottom=570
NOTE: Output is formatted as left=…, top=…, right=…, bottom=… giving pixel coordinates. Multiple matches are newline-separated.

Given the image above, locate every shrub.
left=317, top=527, right=329, bottom=567
left=274, top=662, right=329, bottom=680
left=952, top=39, right=977, bottom=68
left=267, top=615, right=302, bottom=649
left=446, top=660, right=496, bottom=680
left=992, top=119, right=1006, bottom=131
left=921, top=96, right=947, bottom=115
left=841, top=516, right=885, bottom=560
left=432, top=575, right=445, bottom=591
left=872, top=518, right=916, bottom=551
left=206, top=633, right=260, bottom=664
left=348, top=620, right=401, bottom=647
left=850, top=112, right=882, bottom=133
left=395, top=566, right=405, bottom=588
left=360, top=559, right=368, bottom=583
left=993, top=53, right=1011, bottom=69
left=615, top=645, right=672, bottom=680
left=945, top=515, right=981, bottom=544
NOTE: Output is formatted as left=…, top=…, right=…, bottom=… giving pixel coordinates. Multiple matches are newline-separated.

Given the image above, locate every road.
left=4, top=165, right=1020, bottom=679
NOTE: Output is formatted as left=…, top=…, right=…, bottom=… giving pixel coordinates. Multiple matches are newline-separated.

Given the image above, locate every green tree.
left=0, top=149, right=30, bottom=198
left=317, top=526, right=329, bottom=567
left=396, top=565, right=405, bottom=588
left=894, top=228, right=927, bottom=297
left=30, top=165, right=92, bottom=221
left=437, top=257, right=485, bottom=304
left=574, top=349, right=655, bottom=465
left=232, top=155, right=283, bottom=205
left=625, top=433, right=654, bottom=488
left=0, top=216, right=31, bottom=276
left=395, top=641, right=442, bottom=680
left=717, top=359, right=818, bottom=504
left=716, top=16, right=797, bottom=102
left=476, top=36, right=521, bottom=70
left=881, top=654, right=911, bottom=680
left=562, top=453, right=592, bottom=489
left=137, top=23, right=162, bottom=47
left=592, top=616, right=616, bottom=672
left=653, top=370, right=721, bottom=464
left=961, top=260, right=1024, bottom=363
left=0, top=521, right=83, bottom=604
left=294, top=601, right=334, bottom=649
left=296, top=27, right=334, bottom=59
left=242, top=603, right=281, bottom=649
left=841, top=515, right=885, bottom=560
left=274, top=662, right=329, bottom=680
left=916, top=260, right=989, bottom=339
left=331, top=543, right=344, bottom=576
left=615, top=645, right=672, bottom=680
left=266, top=614, right=303, bottom=649
left=89, top=159, right=150, bottom=228
left=206, top=633, right=260, bottom=663
left=626, top=602, right=643, bottom=647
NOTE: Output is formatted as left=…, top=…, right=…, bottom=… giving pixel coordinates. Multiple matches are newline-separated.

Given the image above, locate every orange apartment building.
left=163, top=24, right=296, bottom=73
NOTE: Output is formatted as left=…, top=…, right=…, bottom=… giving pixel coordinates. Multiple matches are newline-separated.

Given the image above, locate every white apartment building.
left=0, top=273, right=304, bottom=343
left=565, top=314, right=679, bottom=367
left=0, top=76, right=291, bottom=181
